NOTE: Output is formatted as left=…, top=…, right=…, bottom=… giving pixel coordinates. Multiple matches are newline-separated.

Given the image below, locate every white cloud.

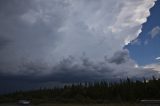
left=156, top=57, right=160, bottom=60
left=149, top=26, right=160, bottom=38
left=39, top=0, right=156, bottom=60
left=144, top=63, right=160, bottom=72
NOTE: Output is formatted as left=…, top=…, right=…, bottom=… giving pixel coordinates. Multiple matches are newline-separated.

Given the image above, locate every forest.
left=1, top=77, right=160, bottom=104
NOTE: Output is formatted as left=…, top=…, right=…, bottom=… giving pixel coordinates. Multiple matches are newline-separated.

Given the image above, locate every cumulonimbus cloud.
left=0, top=0, right=157, bottom=80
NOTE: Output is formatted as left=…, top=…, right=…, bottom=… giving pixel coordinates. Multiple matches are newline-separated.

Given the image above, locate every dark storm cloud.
left=0, top=0, right=156, bottom=75
left=0, top=36, right=10, bottom=50
left=0, top=0, right=32, bottom=15
left=0, top=0, right=66, bottom=73
left=0, top=50, right=158, bottom=83
left=109, top=50, right=129, bottom=64
left=0, top=0, right=158, bottom=93
left=0, top=50, right=158, bottom=93
left=47, top=50, right=157, bottom=82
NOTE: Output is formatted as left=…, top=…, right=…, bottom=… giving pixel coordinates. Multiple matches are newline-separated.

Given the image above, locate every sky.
left=126, top=0, right=160, bottom=66
left=0, top=0, right=160, bottom=93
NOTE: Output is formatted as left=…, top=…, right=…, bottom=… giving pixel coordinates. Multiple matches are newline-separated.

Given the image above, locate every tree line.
left=1, top=77, right=160, bottom=104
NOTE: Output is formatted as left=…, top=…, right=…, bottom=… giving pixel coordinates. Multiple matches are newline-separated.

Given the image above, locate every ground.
left=0, top=103, right=143, bottom=106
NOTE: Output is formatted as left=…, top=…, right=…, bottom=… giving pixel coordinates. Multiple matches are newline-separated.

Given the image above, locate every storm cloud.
left=0, top=50, right=159, bottom=93
left=0, top=0, right=159, bottom=93
left=0, top=36, right=10, bottom=50
left=0, top=50, right=158, bottom=81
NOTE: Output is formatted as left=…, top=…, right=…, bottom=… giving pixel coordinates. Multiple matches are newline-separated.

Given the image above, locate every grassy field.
left=0, top=103, right=144, bottom=106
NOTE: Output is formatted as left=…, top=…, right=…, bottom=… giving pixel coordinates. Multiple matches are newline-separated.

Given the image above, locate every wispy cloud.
left=149, top=26, right=160, bottom=38
left=144, top=63, right=160, bottom=72
left=156, top=57, right=160, bottom=60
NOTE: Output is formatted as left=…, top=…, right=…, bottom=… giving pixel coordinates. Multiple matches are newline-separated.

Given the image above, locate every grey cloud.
left=18, top=61, right=50, bottom=75
left=0, top=0, right=32, bottom=16
left=1, top=50, right=158, bottom=82
left=0, top=0, right=158, bottom=93
left=0, top=36, right=10, bottom=50
left=0, top=0, right=156, bottom=75
left=0, top=50, right=159, bottom=93
left=0, top=0, right=66, bottom=69
left=108, top=50, right=130, bottom=64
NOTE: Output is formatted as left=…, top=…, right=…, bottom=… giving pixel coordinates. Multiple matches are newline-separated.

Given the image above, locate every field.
left=0, top=103, right=144, bottom=106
